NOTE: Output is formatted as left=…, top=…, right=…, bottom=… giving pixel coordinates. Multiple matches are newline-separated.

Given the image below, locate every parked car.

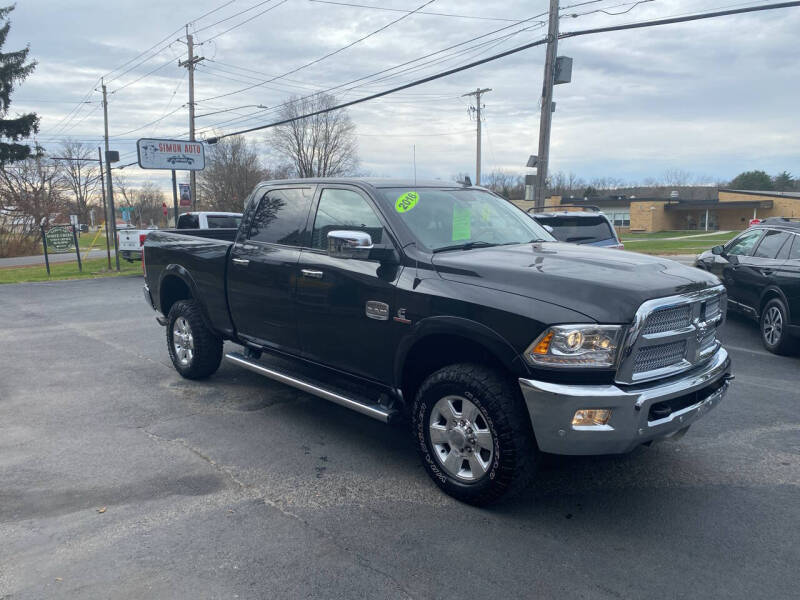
left=528, top=208, right=624, bottom=249
left=177, top=211, right=242, bottom=229
left=143, top=178, right=731, bottom=505
left=696, top=217, right=800, bottom=354
left=167, top=155, right=194, bottom=166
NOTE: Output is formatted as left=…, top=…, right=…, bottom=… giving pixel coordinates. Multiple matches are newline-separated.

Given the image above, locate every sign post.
left=171, top=170, right=179, bottom=227
left=71, top=225, right=83, bottom=272
left=40, top=223, right=50, bottom=276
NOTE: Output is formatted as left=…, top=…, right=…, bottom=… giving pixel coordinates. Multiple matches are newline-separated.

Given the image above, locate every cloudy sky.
left=8, top=0, right=800, bottom=192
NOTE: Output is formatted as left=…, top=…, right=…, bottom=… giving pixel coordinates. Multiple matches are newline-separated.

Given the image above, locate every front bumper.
left=519, top=347, right=732, bottom=455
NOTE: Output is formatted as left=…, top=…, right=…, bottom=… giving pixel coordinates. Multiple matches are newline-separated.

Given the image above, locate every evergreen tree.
left=0, top=5, right=38, bottom=164
left=772, top=171, right=795, bottom=192
left=729, top=170, right=773, bottom=191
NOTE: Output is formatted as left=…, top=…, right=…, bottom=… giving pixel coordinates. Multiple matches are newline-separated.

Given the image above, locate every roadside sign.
left=162, top=202, right=168, bottom=217
left=120, top=206, right=135, bottom=222
left=179, top=183, right=192, bottom=207
left=136, top=138, right=205, bottom=171
left=45, top=226, right=74, bottom=252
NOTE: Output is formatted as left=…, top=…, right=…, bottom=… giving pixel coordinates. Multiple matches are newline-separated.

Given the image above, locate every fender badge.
left=393, top=308, right=412, bottom=324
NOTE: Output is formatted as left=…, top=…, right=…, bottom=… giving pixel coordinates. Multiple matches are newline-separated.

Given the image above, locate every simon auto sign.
left=136, top=138, right=205, bottom=171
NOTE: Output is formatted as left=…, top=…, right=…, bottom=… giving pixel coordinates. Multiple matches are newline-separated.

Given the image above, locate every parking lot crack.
left=141, top=428, right=250, bottom=493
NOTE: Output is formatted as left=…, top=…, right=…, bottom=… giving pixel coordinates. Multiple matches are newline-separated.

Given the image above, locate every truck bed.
left=143, top=229, right=237, bottom=337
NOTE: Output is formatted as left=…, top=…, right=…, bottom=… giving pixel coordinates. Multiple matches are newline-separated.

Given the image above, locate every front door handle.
left=301, top=269, right=323, bottom=279
left=761, top=269, right=773, bottom=276
left=232, top=258, right=250, bottom=266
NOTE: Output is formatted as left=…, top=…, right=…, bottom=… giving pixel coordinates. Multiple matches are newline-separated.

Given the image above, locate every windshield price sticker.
left=452, top=207, right=471, bottom=241
left=395, top=191, right=419, bottom=213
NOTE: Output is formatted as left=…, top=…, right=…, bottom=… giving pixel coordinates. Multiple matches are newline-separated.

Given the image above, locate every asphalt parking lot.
left=1, top=275, right=798, bottom=599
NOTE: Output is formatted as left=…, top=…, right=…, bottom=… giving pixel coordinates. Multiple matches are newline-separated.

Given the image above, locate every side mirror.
left=711, top=245, right=724, bottom=256
left=542, top=224, right=554, bottom=234
left=327, top=230, right=373, bottom=259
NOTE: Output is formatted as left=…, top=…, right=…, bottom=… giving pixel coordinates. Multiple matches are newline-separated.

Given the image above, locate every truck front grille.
left=617, top=287, right=726, bottom=384
left=642, top=305, right=692, bottom=335
left=633, top=340, right=687, bottom=373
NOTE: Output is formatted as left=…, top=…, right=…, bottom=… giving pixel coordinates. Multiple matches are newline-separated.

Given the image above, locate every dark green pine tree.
left=0, top=5, right=38, bottom=164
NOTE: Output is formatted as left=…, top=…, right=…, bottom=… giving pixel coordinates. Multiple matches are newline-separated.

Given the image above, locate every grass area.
left=77, top=229, right=110, bottom=251
left=0, top=256, right=140, bottom=284
left=622, top=231, right=737, bottom=255
left=622, top=230, right=711, bottom=240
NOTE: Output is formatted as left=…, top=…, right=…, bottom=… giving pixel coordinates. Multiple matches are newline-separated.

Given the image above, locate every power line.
left=207, top=1, right=800, bottom=143
left=308, top=0, right=520, bottom=22
left=198, top=0, right=291, bottom=43
left=197, top=0, right=439, bottom=102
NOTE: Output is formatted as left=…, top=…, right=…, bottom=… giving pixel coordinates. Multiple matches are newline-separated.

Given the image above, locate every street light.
left=195, top=104, right=268, bottom=118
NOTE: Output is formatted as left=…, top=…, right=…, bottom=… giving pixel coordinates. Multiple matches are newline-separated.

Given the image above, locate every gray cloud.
left=8, top=0, right=800, bottom=192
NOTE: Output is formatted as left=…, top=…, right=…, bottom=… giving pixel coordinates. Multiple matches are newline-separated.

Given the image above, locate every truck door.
left=227, top=186, right=315, bottom=353
left=730, top=229, right=791, bottom=311
left=296, top=186, right=402, bottom=382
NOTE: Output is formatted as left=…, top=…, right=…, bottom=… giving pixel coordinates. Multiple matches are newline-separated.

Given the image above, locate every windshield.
left=376, top=187, right=553, bottom=251
left=535, top=215, right=616, bottom=244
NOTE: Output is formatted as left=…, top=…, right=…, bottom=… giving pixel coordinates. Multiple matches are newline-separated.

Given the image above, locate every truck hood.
left=431, top=242, right=720, bottom=323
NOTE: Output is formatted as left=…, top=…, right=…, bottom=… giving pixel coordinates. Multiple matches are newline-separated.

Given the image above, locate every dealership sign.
left=137, top=138, right=205, bottom=171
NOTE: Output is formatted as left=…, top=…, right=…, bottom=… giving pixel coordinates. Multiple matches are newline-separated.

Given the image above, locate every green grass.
left=622, top=231, right=737, bottom=255
left=0, top=256, right=140, bottom=284
left=622, top=230, right=712, bottom=240
left=77, top=230, right=110, bottom=250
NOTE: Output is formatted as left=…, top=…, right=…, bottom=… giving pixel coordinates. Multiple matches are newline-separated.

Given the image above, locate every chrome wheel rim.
left=429, top=395, right=494, bottom=482
left=763, top=306, right=783, bottom=346
left=173, top=317, right=194, bottom=366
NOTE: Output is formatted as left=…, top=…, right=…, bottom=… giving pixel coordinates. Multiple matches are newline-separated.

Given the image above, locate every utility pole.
left=535, top=0, right=559, bottom=209
left=101, top=80, right=120, bottom=271
left=97, top=147, right=111, bottom=270
left=179, top=26, right=204, bottom=210
left=462, top=87, right=491, bottom=186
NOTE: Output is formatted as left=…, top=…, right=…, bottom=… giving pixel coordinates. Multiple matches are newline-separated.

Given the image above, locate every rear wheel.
left=760, top=298, right=794, bottom=355
left=411, top=363, right=538, bottom=506
left=166, top=300, right=223, bottom=379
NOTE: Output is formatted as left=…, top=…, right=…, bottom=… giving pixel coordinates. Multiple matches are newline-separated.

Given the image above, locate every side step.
left=225, top=351, right=398, bottom=423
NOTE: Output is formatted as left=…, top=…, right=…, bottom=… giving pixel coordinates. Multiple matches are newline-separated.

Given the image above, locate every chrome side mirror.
left=327, top=230, right=373, bottom=259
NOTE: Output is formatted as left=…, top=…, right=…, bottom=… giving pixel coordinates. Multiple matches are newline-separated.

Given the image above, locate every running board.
left=225, top=352, right=397, bottom=423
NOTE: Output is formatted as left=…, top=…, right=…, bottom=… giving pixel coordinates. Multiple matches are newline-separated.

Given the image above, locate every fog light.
left=572, top=409, right=611, bottom=426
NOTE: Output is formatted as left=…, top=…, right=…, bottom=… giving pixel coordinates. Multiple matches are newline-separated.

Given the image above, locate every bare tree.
left=197, top=135, right=268, bottom=212
left=58, top=140, right=98, bottom=224
left=0, top=152, right=67, bottom=255
left=484, top=170, right=525, bottom=199
left=269, top=94, right=358, bottom=178
left=131, top=182, right=165, bottom=228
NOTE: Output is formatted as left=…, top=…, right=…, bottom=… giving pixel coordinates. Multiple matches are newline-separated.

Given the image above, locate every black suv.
left=696, top=218, right=800, bottom=354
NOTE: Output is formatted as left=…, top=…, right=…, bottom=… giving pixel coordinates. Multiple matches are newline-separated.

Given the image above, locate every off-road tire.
left=412, top=363, right=538, bottom=506
left=166, top=300, right=223, bottom=379
left=760, top=298, right=794, bottom=355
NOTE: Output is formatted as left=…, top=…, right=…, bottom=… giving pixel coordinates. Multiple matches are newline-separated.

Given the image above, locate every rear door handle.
left=301, top=269, right=323, bottom=279
left=232, top=258, right=250, bottom=266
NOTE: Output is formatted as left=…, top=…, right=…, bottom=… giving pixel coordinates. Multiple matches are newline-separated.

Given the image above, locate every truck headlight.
left=525, top=325, right=624, bottom=368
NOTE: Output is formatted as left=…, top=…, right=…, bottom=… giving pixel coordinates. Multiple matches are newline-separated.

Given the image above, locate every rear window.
left=536, top=215, right=615, bottom=244
left=177, top=214, right=199, bottom=229
left=206, top=215, right=241, bottom=229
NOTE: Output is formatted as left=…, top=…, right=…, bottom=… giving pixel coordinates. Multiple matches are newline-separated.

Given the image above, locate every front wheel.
left=760, top=298, right=794, bottom=355
left=166, top=300, right=223, bottom=379
left=412, top=363, right=538, bottom=506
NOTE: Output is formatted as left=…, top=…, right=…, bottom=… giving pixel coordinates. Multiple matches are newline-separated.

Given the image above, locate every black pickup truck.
left=143, top=178, right=733, bottom=505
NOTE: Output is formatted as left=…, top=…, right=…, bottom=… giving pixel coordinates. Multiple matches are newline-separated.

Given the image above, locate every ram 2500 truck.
left=143, top=178, right=733, bottom=505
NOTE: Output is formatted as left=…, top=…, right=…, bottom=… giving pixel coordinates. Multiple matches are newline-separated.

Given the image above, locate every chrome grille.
left=642, top=305, right=691, bottom=334
left=633, top=340, right=687, bottom=373
left=616, top=286, right=726, bottom=384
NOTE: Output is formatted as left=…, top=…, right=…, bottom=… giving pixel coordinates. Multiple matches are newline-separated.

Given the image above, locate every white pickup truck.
left=118, top=212, right=242, bottom=261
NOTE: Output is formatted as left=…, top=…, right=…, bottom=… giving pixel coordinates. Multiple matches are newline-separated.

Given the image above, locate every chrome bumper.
left=519, top=347, right=732, bottom=455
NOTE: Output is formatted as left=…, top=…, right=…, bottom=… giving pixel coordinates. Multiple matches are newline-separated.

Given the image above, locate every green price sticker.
left=452, top=207, right=471, bottom=241
left=395, top=191, right=419, bottom=213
